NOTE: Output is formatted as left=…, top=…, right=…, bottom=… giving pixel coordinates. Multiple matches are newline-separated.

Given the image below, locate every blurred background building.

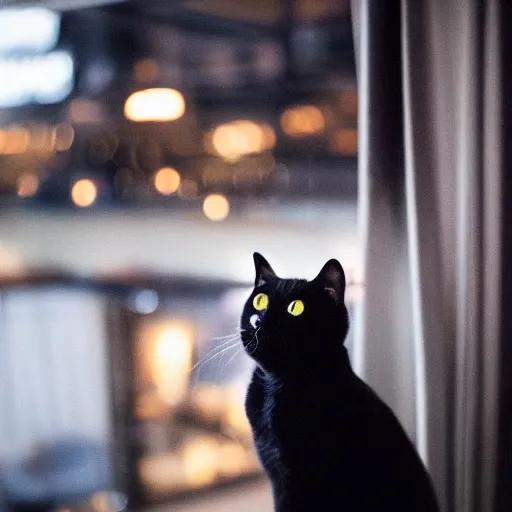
left=0, top=1, right=358, bottom=510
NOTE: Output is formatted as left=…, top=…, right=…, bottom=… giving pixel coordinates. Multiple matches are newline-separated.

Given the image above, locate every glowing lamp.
left=124, top=88, right=185, bottom=122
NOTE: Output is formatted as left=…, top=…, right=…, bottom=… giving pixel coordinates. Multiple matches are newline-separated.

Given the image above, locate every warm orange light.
left=212, top=124, right=244, bottom=161
left=191, top=385, right=225, bottom=423
left=152, top=323, right=194, bottom=405
left=71, top=179, right=97, bottom=207
left=139, top=454, right=185, bottom=493
left=182, top=437, right=219, bottom=487
left=280, top=105, right=325, bottom=137
left=340, top=90, right=358, bottom=115
left=233, top=120, right=264, bottom=152
left=154, top=167, right=181, bottom=195
left=261, top=123, right=276, bottom=149
left=203, top=193, right=230, bottom=222
left=26, top=125, right=52, bottom=152
left=223, top=387, right=252, bottom=436
left=17, top=173, right=39, bottom=197
left=330, top=129, right=358, bottom=155
left=124, top=88, right=185, bottom=122
left=211, top=120, right=268, bottom=161
left=0, top=128, right=30, bottom=155
left=218, top=442, right=249, bottom=478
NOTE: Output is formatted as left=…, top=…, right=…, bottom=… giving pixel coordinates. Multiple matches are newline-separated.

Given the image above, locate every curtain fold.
left=351, top=1, right=504, bottom=511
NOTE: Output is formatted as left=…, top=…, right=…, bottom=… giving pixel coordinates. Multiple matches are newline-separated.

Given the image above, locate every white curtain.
left=351, top=1, right=503, bottom=511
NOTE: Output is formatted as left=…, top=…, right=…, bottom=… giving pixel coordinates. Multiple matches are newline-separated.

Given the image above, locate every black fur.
left=241, top=253, right=439, bottom=511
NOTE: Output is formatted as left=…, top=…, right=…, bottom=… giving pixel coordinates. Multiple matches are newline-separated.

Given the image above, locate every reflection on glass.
left=0, top=1, right=357, bottom=509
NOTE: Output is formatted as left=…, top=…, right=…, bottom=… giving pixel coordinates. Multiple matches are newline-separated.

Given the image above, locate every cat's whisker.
left=204, top=333, right=240, bottom=343
left=219, top=345, right=243, bottom=378
left=254, top=329, right=260, bottom=354
left=197, top=340, right=239, bottom=365
left=248, top=327, right=261, bottom=355
left=200, top=336, right=240, bottom=356
left=190, top=340, right=239, bottom=373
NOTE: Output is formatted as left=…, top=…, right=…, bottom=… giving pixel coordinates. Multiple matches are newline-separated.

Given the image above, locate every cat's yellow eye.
left=287, top=300, right=305, bottom=316
left=253, top=293, right=269, bottom=311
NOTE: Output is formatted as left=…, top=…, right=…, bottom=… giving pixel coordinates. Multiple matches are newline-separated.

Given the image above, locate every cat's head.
left=240, top=253, right=349, bottom=373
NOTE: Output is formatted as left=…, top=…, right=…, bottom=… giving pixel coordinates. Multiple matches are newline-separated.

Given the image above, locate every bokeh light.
left=124, top=88, right=185, bottom=122
left=154, top=167, right=181, bottom=195
left=17, top=173, right=39, bottom=197
left=203, top=193, right=230, bottom=222
left=280, top=105, right=325, bottom=137
left=0, top=128, right=30, bottom=155
left=210, top=120, right=274, bottom=162
left=217, top=443, right=250, bottom=478
left=71, top=179, right=97, bottom=207
left=330, top=129, right=358, bottom=155
left=27, top=125, right=53, bottom=152
left=182, top=436, right=219, bottom=487
left=339, top=90, right=358, bottom=115
left=152, top=323, right=193, bottom=405
left=261, top=123, right=277, bottom=149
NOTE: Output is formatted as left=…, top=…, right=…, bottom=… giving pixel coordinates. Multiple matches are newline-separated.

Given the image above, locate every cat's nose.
left=249, top=314, right=261, bottom=329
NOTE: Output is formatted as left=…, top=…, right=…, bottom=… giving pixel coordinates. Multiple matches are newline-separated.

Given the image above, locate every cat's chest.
left=245, top=386, right=282, bottom=474
left=249, top=385, right=277, bottom=441
left=261, top=387, right=277, bottom=427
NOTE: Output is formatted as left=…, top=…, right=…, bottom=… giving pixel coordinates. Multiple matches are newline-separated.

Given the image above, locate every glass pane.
left=0, top=0, right=358, bottom=509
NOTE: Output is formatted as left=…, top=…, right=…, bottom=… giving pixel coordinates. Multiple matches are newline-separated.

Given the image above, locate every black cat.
left=241, top=253, right=439, bottom=511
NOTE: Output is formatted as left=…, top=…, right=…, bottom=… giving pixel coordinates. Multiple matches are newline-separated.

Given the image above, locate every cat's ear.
left=253, top=252, right=277, bottom=287
left=313, top=259, right=346, bottom=303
